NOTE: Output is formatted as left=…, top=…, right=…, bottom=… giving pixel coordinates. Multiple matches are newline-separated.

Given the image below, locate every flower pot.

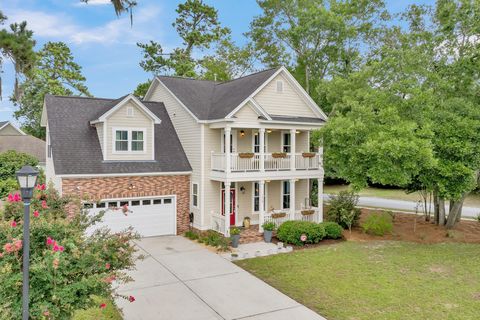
left=272, top=152, right=287, bottom=158
left=239, top=153, right=254, bottom=159
left=302, top=152, right=315, bottom=158
left=263, top=230, right=273, bottom=243
left=243, top=217, right=251, bottom=228
left=231, top=234, right=240, bottom=248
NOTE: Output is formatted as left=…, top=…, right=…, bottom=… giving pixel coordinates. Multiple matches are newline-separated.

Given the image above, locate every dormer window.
left=276, top=80, right=284, bottom=93
left=113, top=128, right=146, bottom=153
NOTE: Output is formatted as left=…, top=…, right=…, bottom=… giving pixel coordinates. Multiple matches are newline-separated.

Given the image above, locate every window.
left=153, top=199, right=162, bottom=204
left=131, top=200, right=141, bottom=206
left=115, top=130, right=128, bottom=151
left=96, top=202, right=106, bottom=208
left=192, top=183, right=199, bottom=208
left=142, top=200, right=151, bottom=205
left=253, top=182, right=266, bottom=212
left=108, top=202, right=118, bottom=208
left=252, top=131, right=267, bottom=153
left=282, top=132, right=291, bottom=153
left=282, top=181, right=290, bottom=209
left=119, top=201, right=129, bottom=207
left=83, top=203, right=93, bottom=209
left=164, top=198, right=172, bottom=204
left=126, top=106, right=134, bottom=117
left=276, top=80, right=284, bottom=93
left=131, top=131, right=144, bottom=151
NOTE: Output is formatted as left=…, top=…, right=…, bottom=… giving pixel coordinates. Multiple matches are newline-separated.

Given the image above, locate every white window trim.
left=281, top=180, right=290, bottom=210
left=112, top=127, right=147, bottom=154
left=252, top=182, right=267, bottom=213
left=251, top=130, right=268, bottom=153
left=281, top=131, right=291, bottom=153
left=276, top=80, right=284, bottom=93
left=192, top=182, right=199, bottom=208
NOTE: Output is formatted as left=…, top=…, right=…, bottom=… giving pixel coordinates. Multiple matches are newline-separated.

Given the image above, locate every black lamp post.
left=16, top=166, right=39, bottom=320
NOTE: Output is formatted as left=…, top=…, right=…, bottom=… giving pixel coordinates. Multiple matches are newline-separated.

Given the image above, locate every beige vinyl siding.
left=0, top=124, right=22, bottom=136
left=203, top=127, right=222, bottom=228
left=295, top=179, right=310, bottom=208
left=296, top=131, right=309, bottom=153
left=232, top=103, right=260, bottom=125
left=45, top=126, right=62, bottom=192
left=267, top=130, right=281, bottom=152
left=105, top=101, right=153, bottom=161
left=267, top=180, right=281, bottom=211
left=254, top=73, right=317, bottom=118
left=95, top=123, right=104, bottom=154
left=237, top=128, right=253, bottom=153
left=149, top=81, right=203, bottom=227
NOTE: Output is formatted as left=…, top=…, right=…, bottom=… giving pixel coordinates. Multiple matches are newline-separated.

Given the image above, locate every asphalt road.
left=324, top=195, right=480, bottom=219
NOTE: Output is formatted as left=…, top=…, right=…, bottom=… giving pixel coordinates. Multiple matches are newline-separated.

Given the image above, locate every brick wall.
left=62, top=175, right=191, bottom=234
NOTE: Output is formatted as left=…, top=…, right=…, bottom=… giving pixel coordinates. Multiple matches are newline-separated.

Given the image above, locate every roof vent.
left=276, top=80, right=284, bottom=93
left=126, top=106, right=134, bottom=117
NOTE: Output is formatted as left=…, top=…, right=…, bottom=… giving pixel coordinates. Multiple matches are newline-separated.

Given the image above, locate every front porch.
left=208, top=178, right=323, bottom=237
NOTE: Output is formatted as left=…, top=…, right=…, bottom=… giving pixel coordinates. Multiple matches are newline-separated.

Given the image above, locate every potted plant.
left=239, top=152, right=254, bottom=159
left=302, top=152, right=315, bottom=158
left=230, top=227, right=241, bottom=248
left=262, top=222, right=276, bottom=243
left=271, top=152, right=287, bottom=158
left=271, top=212, right=286, bottom=219
left=301, top=209, right=315, bottom=216
left=243, top=216, right=251, bottom=228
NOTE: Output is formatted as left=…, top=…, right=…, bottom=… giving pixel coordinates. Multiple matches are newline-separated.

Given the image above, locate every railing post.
left=259, top=180, right=265, bottom=232
left=225, top=127, right=231, bottom=174
left=224, top=180, right=231, bottom=237
left=290, top=129, right=296, bottom=171
left=317, top=177, right=323, bottom=222
left=289, top=179, right=296, bottom=220
left=259, top=128, right=265, bottom=172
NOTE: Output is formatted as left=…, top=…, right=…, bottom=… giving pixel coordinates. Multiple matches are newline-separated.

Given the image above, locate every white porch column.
left=317, top=177, right=323, bottom=222
left=289, top=179, right=296, bottom=220
left=225, top=127, right=231, bottom=174
left=259, top=180, right=265, bottom=232
left=259, top=128, right=265, bottom=172
left=224, top=180, right=231, bottom=236
left=290, top=129, right=296, bottom=171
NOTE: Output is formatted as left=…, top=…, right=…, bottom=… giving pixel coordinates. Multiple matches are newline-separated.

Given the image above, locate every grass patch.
left=72, top=296, right=122, bottom=320
left=236, top=242, right=480, bottom=320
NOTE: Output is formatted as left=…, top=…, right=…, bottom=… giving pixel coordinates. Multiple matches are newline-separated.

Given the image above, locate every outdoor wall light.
left=266, top=129, right=272, bottom=133
left=16, top=165, right=39, bottom=320
left=240, top=130, right=245, bottom=137
left=240, top=186, right=246, bottom=194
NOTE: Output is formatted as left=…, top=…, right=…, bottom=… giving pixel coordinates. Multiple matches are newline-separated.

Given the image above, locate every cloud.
left=74, top=0, right=111, bottom=6
left=5, top=5, right=162, bottom=45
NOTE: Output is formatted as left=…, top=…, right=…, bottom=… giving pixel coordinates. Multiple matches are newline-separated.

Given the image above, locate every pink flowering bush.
left=0, top=186, right=140, bottom=319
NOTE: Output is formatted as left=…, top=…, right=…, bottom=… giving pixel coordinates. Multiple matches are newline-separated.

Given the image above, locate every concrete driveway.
left=116, top=236, right=325, bottom=320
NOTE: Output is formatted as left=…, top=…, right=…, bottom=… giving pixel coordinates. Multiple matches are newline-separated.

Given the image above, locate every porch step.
left=239, top=225, right=264, bottom=244
left=221, top=241, right=293, bottom=261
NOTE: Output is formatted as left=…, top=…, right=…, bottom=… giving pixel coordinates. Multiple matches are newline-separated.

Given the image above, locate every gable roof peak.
left=93, top=94, right=161, bottom=124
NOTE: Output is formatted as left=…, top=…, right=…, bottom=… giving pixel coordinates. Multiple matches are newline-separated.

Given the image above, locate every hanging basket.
left=301, top=210, right=315, bottom=216
left=271, top=212, right=287, bottom=219
left=271, top=152, right=287, bottom=159
left=302, top=152, right=315, bottom=158
left=239, top=152, right=254, bottom=159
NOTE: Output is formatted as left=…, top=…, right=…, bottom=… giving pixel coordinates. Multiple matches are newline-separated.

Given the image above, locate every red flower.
left=53, top=244, right=60, bottom=252
left=3, top=243, right=13, bottom=253
left=14, top=240, right=22, bottom=250
left=33, top=210, right=40, bottom=218
left=58, top=246, right=65, bottom=252
left=99, top=303, right=107, bottom=309
left=11, top=221, right=17, bottom=228
left=7, top=193, right=21, bottom=202
left=128, top=296, right=135, bottom=303
left=105, top=263, right=111, bottom=270
left=41, top=200, right=48, bottom=209
left=46, top=237, right=54, bottom=246
left=35, top=184, right=46, bottom=191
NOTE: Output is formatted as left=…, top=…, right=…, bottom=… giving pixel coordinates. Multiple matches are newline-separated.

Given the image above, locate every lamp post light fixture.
left=16, top=165, right=39, bottom=320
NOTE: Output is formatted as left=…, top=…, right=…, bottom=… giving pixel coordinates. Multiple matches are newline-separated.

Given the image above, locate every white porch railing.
left=211, top=153, right=321, bottom=172
left=264, top=208, right=320, bottom=229
left=211, top=214, right=225, bottom=234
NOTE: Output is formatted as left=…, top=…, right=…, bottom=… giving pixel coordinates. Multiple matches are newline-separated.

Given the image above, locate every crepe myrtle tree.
left=0, top=185, right=139, bottom=319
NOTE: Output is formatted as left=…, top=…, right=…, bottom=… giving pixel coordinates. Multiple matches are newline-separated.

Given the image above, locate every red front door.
left=221, top=188, right=236, bottom=225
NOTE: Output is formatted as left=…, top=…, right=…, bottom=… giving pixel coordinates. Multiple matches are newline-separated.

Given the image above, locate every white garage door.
left=85, top=196, right=176, bottom=237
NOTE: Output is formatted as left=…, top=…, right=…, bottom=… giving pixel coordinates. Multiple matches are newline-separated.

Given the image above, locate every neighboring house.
left=41, top=66, right=327, bottom=238
left=0, top=121, right=46, bottom=168
left=144, top=66, right=327, bottom=236
left=41, top=95, right=192, bottom=236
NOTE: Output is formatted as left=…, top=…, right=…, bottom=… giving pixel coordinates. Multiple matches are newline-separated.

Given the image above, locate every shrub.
left=0, top=150, right=39, bottom=181
left=184, top=230, right=199, bottom=240
left=321, top=221, right=343, bottom=239
left=230, top=227, right=241, bottom=235
left=327, top=190, right=361, bottom=229
left=199, top=230, right=230, bottom=251
left=362, top=212, right=393, bottom=236
left=277, top=221, right=326, bottom=246
left=262, top=221, right=276, bottom=231
left=0, top=178, right=18, bottom=199
left=0, top=185, right=139, bottom=319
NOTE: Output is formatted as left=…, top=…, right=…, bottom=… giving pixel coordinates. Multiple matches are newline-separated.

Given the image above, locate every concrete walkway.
left=117, top=236, right=325, bottom=320
left=324, top=194, right=480, bottom=219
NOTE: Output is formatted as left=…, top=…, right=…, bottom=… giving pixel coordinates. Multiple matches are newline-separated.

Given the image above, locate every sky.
left=0, top=0, right=434, bottom=124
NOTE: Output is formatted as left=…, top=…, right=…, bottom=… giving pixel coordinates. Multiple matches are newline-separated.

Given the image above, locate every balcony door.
left=252, top=130, right=268, bottom=153
left=221, top=129, right=237, bottom=153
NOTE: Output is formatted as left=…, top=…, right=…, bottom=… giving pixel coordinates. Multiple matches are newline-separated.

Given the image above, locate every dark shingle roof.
left=0, top=121, right=8, bottom=128
left=45, top=95, right=191, bottom=175
left=157, top=68, right=279, bottom=120
left=0, top=135, right=46, bottom=163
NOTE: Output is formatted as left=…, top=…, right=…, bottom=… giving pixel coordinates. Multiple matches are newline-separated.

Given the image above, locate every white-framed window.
left=252, top=131, right=268, bottom=153
left=281, top=180, right=290, bottom=209
left=276, top=80, right=284, bottom=93
left=252, top=182, right=267, bottom=212
left=282, top=132, right=291, bottom=153
left=192, top=183, right=199, bottom=208
left=115, top=130, right=128, bottom=151
left=126, top=106, right=134, bottom=117
left=131, top=130, right=144, bottom=151
left=113, top=128, right=146, bottom=153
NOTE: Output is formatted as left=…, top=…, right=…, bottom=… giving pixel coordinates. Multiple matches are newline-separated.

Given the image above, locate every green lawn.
left=324, top=185, right=480, bottom=208
left=236, top=242, right=480, bottom=320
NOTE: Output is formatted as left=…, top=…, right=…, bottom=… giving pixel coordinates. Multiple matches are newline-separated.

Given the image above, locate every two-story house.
left=42, top=67, right=326, bottom=238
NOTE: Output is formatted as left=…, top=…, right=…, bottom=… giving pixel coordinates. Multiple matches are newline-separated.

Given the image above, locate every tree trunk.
left=305, top=65, right=310, bottom=94
left=445, top=195, right=466, bottom=229
left=438, top=198, right=446, bottom=226
left=433, top=190, right=440, bottom=225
